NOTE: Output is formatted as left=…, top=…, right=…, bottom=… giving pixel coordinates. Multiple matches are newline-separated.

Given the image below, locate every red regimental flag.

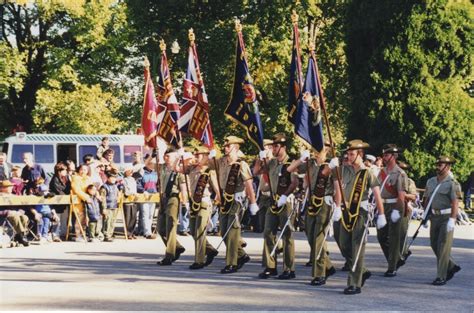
left=141, top=65, right=160, bottom=148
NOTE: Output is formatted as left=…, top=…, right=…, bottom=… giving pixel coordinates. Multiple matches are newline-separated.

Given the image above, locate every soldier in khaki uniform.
left=209, top=136, right=258, bottom=274
left=332, top=139, right=387, bottom=295
left=398, top=161, right=417, bottom=265
left=424, top=156, right=461, bottom=286
left=253, top=139, right=274, bottom=233
left=156, top=147, right=188, bottom=266
left=287, top=145, right=337, bottom=286
left=187, top=146, right=220, bottom=269
left=254, top=133, right=299, bottom=280
left=376, top=144, right=408, bottom=277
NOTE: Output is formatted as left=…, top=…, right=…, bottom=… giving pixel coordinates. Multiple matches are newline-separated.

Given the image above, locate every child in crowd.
left=84, top=184, right=103, bottom=242
left=100, top=170, right=120, bottom=242
left=10, top=166, right=24, bottom=195
left=32, top=181, right=59, bottom=243
left=123, top=168, right=138, bottom=239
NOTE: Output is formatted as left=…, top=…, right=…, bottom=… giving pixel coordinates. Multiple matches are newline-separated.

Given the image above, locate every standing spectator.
left=10, top=166, right=24, bottom=195
left=84, top=184, right=103, bottom=242
left=71, top=164, right=93, bottom=242
left=102, top=149, right=118, bottom=173
left=65, top=160, right=76, bottom=180
left=0, top=152, right=11, bottom=180
left=49, top=162, right=71, bottom=240
left=137, top=157, right=158, bottom=239
left=83, top=154, right=103, bottom=187
left=123, top=168, right=138, bottom=239
left=31, top=180, right=59, bottom=244
left=96, top=136, right=110, bottom=161
left=20, top=152, right=46, bottom=195
left=100, top=170, right=120, bottom=242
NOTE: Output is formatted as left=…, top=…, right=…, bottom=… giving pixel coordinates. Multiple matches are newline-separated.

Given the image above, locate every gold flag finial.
left=159, top=39, right=166, bottom=52
left=308, top=41, right=315, bottom=52
left=144, top=56, right=150, bottom=68
left=235, top=19, right=242, bottom=33
left=291, top=10, right=298, bottom=25
left=188, top=28, right=195, bottom=43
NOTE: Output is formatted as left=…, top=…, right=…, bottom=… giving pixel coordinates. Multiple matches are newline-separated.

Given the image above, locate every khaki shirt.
left=187, top=165, right=219, bottom=200
left=424, top=174, right=462, bottom=210
left=210, top=157, right=252, bottom=193
left=159, top=166, right=185, bottom=196
left=378, top=165, right=407, bottom=199
left=297, top=159, right=334, bottom=195
left=262, top=155, right=298, bottom=195
left=406, top=178, right=417, bottom=196
left=337, top=164, right=379, bottom=202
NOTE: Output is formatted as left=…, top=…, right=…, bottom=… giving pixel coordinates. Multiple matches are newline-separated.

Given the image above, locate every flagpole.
left=310, top=47, right=347, bottom=208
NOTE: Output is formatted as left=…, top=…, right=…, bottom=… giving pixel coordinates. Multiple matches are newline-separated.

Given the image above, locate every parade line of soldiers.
left=147, top=134, right=462, bottom=295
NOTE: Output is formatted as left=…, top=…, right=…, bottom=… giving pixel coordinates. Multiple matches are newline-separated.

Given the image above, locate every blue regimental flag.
left=287, top=22, right=303, bottom=126
left=224, top=24, right=264, bottom=150
left=294, top=52, right=325, bottom=152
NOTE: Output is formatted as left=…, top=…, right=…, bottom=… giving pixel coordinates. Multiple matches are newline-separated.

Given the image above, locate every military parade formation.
left=144, top=133, right=463, bottom=295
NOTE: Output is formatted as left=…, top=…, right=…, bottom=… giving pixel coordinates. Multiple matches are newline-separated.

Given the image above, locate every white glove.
left=177, top=148, right=185, bottom=157
left=209, top=149, right=217, bottom=159
left=184, top=202, right=190, bottom=211
left=329, top=157, right=339, bottom=170
left=447, top=217, right=455, bottom=232
left=299, top=150, right=310, bottom=162
left=277, top=195, right=288, bottom=207
left=259, top=150, right=267, bottom=160
left=390, top=210, right=401, bottom=223
left=376, top=214, right=387, bottom=229
left=332, top=206, right=342, bottom=222
left=249, top=203, right=259, bottom=215
left=422, top=220, right=430, bottom=229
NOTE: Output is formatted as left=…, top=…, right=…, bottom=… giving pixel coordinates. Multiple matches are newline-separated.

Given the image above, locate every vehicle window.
left=124, top=145, right=141, bottom=163
left=110, top=145, right=121, bottom=163
left=11, top=144, right=33, bottom=163
left=79, top=145, right=98, bottom=162
left=34, top=145, right=55, bottom=163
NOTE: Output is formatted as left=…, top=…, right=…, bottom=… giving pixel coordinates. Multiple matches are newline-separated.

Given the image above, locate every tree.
left=0, top=1, right=132, bottom=136
left=346, top=0, right=473, bottom=182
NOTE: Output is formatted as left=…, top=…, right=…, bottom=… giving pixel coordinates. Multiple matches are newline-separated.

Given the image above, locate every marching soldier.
left=187, top=146, right=220, bottom=269
left=287, top=144, right=337, bottom=286
left=254, top=133, right=299, bottom=280
left=332, top=139, right=387, bottom=295
left=424, top=156, right=461, bottom=285
left=253, top=139, right=274, bottom=233
left=397, top=161, right=417, bottom=265
left=209, top=136, right=259, bottom=274
left=156, top=147, right=188, bottom=266
left=376, top=144, right=408, bottom=277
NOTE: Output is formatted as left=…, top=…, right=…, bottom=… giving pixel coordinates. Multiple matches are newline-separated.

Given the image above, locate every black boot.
left=258, top=268, right=278, bottom=279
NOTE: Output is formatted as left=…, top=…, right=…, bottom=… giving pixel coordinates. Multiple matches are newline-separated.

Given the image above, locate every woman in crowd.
left=49, top=162, right=71, bottom=240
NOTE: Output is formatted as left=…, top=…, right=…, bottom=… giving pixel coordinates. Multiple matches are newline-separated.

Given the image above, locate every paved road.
left=1, top=224, right=473, bottom=311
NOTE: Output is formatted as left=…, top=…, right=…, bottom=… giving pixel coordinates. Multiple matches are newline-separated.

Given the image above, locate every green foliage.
left=346, top=0, right=473, bottom=183
left=0, top=1, right=132, bottom=136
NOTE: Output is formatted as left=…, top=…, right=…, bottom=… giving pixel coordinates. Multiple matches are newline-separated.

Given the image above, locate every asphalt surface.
left=1, top=223, right=473, bottom=311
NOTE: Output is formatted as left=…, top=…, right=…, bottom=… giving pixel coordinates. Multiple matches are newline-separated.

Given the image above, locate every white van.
left=0, top=132, right=167, bottom=176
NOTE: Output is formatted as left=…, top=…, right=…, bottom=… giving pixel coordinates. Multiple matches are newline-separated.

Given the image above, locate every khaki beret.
left=224, top=136, right=244, bottom=146
left=345, top=139, right=370, bottom=151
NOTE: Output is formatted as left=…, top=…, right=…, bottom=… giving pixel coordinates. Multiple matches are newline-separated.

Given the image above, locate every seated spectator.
left=84, top=184, right=103, bottom=242
left=0, top=180, right=29, bottom=246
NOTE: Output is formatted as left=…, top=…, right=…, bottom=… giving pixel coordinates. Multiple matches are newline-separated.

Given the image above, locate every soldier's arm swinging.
left=450, top=198, right=459, bottom=219
left=372, top=186, right=385, bottom=215
left=244, top=178, right=257, bottom=204
left=283, top=175, right=299, bottom=196
left=333, top=178, right=342, bottom=208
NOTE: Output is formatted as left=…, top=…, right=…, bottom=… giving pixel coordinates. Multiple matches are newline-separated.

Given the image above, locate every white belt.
left=360, top=200, right=369, bottom=211
left=383, top=198, right=398, bottom=204
left=261, top=191, right=271, bottom=196
left=432, top=208, right=452, bottom=215
left=235, top=191, right=245, bottom=202
left=201, top=196, right=211, bottom=203
left=324, top=195, right=333, bottom=206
